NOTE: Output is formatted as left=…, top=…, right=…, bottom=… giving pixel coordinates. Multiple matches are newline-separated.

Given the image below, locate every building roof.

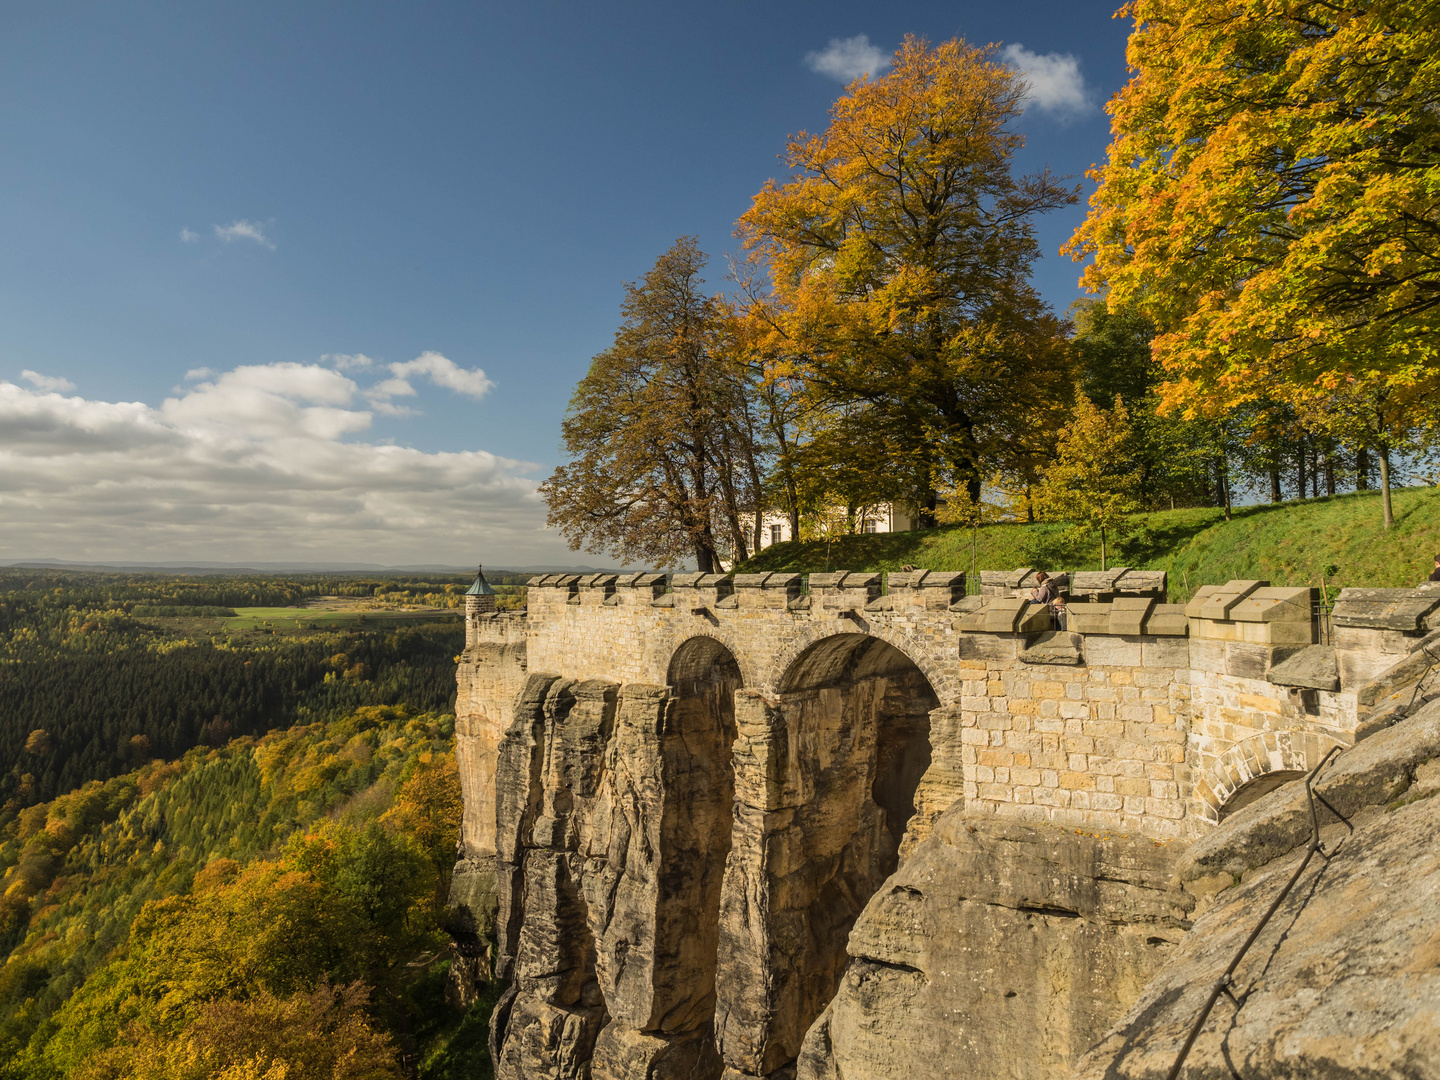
left=465, top=565, right=496, bottom=596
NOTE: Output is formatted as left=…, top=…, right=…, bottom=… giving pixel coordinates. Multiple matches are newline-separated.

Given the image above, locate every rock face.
left=796, top=811, right=1188, bottom=1080
left=1070, top=702, right=1440, bottom=1080
left=490, top=660, right=740, bottom=1080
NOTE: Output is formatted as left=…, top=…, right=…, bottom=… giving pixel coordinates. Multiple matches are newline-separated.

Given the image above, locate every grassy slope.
left=736, top=487, right=1440, bottom=602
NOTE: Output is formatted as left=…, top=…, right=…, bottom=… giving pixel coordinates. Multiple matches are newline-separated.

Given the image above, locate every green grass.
left=736, top=487, right=1440, bottom=602
left=222, top=606, right=462, bottom=631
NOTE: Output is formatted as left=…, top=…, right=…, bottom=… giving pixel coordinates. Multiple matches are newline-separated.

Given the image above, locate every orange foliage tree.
left=738, top=36, right=1076, bottom=515
left=1068, top=0, right=1440, bottom=525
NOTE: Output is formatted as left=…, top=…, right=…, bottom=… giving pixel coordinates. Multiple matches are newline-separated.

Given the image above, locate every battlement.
left=464, top=568, right=1438, bottom=842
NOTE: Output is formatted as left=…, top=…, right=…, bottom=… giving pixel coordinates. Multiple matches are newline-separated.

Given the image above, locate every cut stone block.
left=1266, top=645, right=1340, bottom=691
left=1019, top=632, right=1084, bottom=665
left=1186, top=580, right=1267, bottom=621
left=1109, top=597, right=1156, bottom=636
left=1331, top=587, right=1440, bottom=631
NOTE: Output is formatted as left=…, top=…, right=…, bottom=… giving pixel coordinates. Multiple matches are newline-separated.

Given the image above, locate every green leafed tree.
left=1034, top=393, right=1142, bottom=570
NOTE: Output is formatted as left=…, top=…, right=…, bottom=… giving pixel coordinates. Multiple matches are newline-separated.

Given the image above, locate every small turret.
left=464, top=565, right=497, bottom=646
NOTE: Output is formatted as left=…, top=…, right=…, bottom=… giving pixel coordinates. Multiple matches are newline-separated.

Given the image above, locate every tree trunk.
left=1100, top=526, right=1108, bottom=571
left=1357, top=448, right=1370, bottom=490
left=1025, top=485, right=1035, bottom=524
left=1325, top=454, right=1336, bottom=496
left=1380, top=443, right=1394, bottom=529
left=1223, top=459, right=1233, bottom=521
left=1296, top=451, right=1306, bottom=501
left=1269, top=466, right=1282, bottom=503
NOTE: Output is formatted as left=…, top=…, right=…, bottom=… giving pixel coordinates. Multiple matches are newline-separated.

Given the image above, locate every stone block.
left=1067, top=603, right=1112, bottom=635
left=1142, top=637, right=1190, bottom=669
left=1141, top=605, right=1189, bottom=636
left=957, top=633, right=1020, bottom=662
left=1185, top=579, right=1266, bottom=621
left=1230, top=586, right=1315, bottom=623
left=1224, top=642, right=1273, bottom=681
left=1085, top=635, right=1144, bottom=668
left=981, top=597, right=1027, bottom=633
left=1019, top=632, right=1084, bottom=665
left=1109, top=597, right=1155, bottom=636
left=1331, top=587, right=1440, bottom=631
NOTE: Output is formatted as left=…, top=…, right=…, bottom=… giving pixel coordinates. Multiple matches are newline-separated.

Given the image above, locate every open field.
left=737, top=487, right=1440, bottom=601
left=222, top=605, right=463, bottom=631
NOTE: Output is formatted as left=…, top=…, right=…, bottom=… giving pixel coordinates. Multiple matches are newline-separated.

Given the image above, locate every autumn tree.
left=737, top=36, right=1076, bottom=518
left=1069, top=0, right=1440, bottom=526
left=541, top=238, right=765, bottom=571
left=1034, top=394, right=1142, bottom=570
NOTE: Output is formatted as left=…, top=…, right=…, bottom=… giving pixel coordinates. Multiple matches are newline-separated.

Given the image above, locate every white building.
left=756, top=503, right=922, bottom=549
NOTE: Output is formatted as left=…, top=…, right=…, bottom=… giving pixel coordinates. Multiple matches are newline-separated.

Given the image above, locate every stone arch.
left=643, top=621, right=761, bottom=690
left=1199, top=730, right=1344, bottom=824
left=727, top=631, right=940, bottom=1073
left=653, top=636, right=742, bottom=1051
left=764, top=618, right=955, bottom=705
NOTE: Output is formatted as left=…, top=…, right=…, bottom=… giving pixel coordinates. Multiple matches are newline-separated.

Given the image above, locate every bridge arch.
left=645, top=622, right=761, bottom=690
left=656, top=636, right=742, bottom=1040
left=764, top=618, right=956, bottom=705
left=729, top=630, right=941, bottom=1071
left=1200, top=731, right=1344, bottom=823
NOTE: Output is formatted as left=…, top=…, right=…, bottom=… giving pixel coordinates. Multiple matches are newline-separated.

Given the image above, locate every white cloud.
left=1000, top=44, right=1094, bottom=118
left=214, top=220, right=276, bottom=250
left=365, top=351, right=495, bottom=414
left=0, top=362, right=557, bottom=565
left=806, top=35, right=890, bottom=83
left=179, top=228, right=200, bottom=244
left=323, top=353, right=375, bottom=372
left=20, top=370, right=76, bottom=393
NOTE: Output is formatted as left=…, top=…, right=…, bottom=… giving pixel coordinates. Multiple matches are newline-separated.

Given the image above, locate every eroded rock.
left=797, top=810, right=1187, bottom=1080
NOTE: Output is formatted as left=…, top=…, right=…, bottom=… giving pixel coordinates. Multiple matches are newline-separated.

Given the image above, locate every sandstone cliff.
left=797, top=812, right=1189, bottom=1080
left=1070, top=701, right=1440, bottom=1079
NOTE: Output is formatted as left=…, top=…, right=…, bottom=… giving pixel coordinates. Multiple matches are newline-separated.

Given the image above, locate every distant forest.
left=0, top=570, right=510, bottom=811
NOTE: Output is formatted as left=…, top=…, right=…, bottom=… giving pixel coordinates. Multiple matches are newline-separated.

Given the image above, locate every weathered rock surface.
left=1071, top=701, right=1440, bottom=1080
left=796, top=810, right=1188, bottom=1080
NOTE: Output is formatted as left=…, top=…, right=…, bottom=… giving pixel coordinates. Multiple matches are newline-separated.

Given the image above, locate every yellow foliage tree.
left=1034, top=394, right=1142, bottom=570
left=1068, top=0, right=1440, bottom=525
left=738, top=36, right=1076, bottom=517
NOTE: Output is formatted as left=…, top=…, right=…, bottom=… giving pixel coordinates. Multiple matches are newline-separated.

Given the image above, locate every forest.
left=0, top=570, right=502, bottom=1078
left=0, top=569, right=525, bottom=810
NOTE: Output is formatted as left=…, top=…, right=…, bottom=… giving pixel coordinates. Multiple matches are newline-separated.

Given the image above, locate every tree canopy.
left=737, top=36, right=1077, bottom=514
left=1069, top=0, right=1440, bottom=411
left=540, top=238, right=764, bottom=571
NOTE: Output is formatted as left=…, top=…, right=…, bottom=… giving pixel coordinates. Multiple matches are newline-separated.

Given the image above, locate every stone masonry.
left=455, top=570, right=1440, bottom=1080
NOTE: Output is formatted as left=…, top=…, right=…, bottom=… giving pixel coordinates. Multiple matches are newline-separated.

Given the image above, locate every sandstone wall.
left=454, top=574, right=1440, bottom=1080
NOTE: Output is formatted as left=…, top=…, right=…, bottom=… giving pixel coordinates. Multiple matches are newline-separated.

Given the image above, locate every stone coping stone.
left=730, top=573, right=771, bottom=588
left=1064, top=601, right=1188, bottom=636
left=670, top=573, right=706, bottom=588
left=763, top=572, right=802, bottom=588
left=1019, top=631, right=1084, bottom=665
left=1332, top=586, right=1440, bottom=631
left=578, top=573, right=617, bottom=588
left=1186, top=579, right=1267, bottom=620
left=980, top=568, right=1036, bottom=589
left=526, top=575, right=547, bottom=586
left=809, top=571, right=880, bottom=588
left=1229, top=586, right=1314, bottom=622
left=696, top=573, right=729, bottom=589
left=1266, top=644, right=1340, bottom=691
left=887, top=569, right=967, bottom=589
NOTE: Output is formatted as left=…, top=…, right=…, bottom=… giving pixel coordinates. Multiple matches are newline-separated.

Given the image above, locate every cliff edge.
left=1071, top=701, right=1440, bottom=1079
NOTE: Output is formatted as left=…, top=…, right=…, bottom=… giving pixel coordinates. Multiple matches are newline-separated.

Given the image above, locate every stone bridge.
left=452, top=568, right=1438, bottom=1080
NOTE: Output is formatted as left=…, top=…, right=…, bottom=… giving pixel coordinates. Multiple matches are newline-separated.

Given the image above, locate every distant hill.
left=0, top=559, right=619, bottom=575
left=736, top=487, right=1440, bottom=600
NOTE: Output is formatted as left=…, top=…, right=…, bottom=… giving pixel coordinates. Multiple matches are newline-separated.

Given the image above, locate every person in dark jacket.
left=1030, top=571, right=1065, bottom=629
left=1429, top=555, right=1440, bottom=583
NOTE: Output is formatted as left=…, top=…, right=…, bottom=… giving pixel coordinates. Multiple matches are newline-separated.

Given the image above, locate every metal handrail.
left=1165, top=744, right=1346, bottom=1080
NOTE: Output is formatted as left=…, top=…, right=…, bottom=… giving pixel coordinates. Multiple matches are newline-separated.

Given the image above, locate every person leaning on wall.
left=1429, top=555, right=1440, bottom=583
left=1030, top=571, right=1067, bottom=630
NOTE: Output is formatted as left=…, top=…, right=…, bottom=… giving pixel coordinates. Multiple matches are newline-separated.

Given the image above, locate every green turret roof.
left=465, top=565, right=496, bottom=596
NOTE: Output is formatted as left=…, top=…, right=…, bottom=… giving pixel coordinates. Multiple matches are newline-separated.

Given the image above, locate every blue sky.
left=0, top=1, right=1133, bottom=566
